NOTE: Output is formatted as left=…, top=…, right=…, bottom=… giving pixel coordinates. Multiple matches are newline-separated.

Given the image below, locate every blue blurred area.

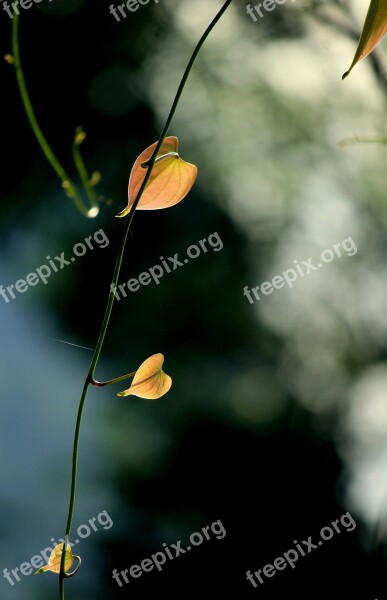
left=0, top=248, right=119, bottom=598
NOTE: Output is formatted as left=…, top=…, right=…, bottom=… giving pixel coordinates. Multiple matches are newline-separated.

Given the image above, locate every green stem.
left=338, top=135, right=387, bottom=147
left=91, top=371, right=136, bottom=387
left=11, top=14, right=92, bottom=217
left=72, top=131, right=100, bottom=215
left=58, top=1, right=233, bottom=596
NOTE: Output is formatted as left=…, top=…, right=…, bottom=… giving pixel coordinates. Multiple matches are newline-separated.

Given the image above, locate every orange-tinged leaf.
left=117, top=353, right=172, bottom=399
left=343, top=0, right=387, bottom=79
left=116, top=136, right=197, bottom=216
left=35, top=544, right=74, bottom=575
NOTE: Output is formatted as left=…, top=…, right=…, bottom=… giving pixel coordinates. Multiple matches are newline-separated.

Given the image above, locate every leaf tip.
left=342, top=68, right=351, bottom=80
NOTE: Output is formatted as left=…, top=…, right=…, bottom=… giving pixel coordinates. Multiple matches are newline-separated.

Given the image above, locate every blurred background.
left=0, top=0, right=386, bottom=598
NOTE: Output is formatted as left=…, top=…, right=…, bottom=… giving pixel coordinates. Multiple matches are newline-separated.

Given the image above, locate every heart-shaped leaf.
left=116, top=136, right=197, bottom=216
left=117, top=353, right=172, bottom=399
left=343, top=0, right=387, bottom=79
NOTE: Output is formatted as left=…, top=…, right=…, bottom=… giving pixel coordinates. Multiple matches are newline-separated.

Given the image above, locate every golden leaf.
left=35, top=544, right=75, bottom=575
left=343, top=0, right=387, bottom=79
left=116, top=136, right=197, bottom=216
left=117, top=353, right=172, bottom=399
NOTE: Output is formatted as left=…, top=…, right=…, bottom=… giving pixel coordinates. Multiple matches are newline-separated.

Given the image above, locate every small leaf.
left=116, top=136, right=197, bottom=217
left=343, top=0, right=387, bottom=79
left=117, top=353, right=172, bottom=399
left=35, top=544, right=74, bottom=575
